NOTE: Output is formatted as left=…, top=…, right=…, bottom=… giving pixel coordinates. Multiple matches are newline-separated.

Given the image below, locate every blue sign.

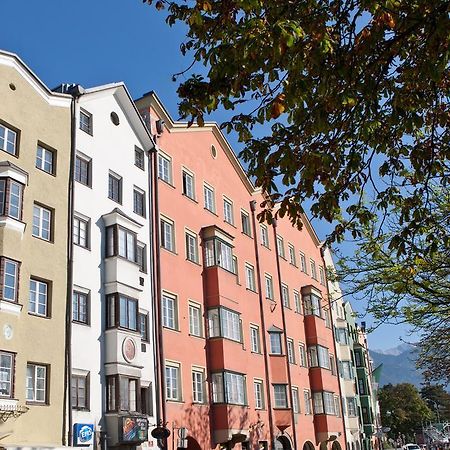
left=73, top=423, right=94, bottom=446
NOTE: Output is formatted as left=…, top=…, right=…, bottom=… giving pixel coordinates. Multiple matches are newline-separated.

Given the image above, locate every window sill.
left=32, top=235, right=53, bottom=244
left=26, top=401, right=49, bottom=406
left=28, top=312, right=51, bottom=319
left=182, top=193, right=198, bottom=203
left=268, top=353, right=285, bottom=357
left=0, top=299, right=22, bottom=316
left=186, top=258, right=201, bottom=266
left=160, top=246, right=177, bottom=256
left=166, top=399, right=184, bottom=404
left=246, top=288, right=258, bottom=294
left=162, top=326, right=181, bottom=333
left=188, top=333, right=205, bottom=340
left=224, top=220, right=236, bottom=228
left=72, top=320, right=90, bottom=327
left=74, top=243, right=91, bottom=251
left=241, top=231, right=253, bottom=239
left=261, top=244, right=271, bottom=250
left=0, top=216, right=26, bottom=234
left=203, top=207, right=218, bottom=217
left=158, top=178, right=176, bottom=189
left=74, top=180, right=92, bottom=189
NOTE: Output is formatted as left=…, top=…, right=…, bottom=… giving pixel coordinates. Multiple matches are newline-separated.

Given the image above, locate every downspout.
left=320, top=246, right=348, bottom=448
left=250, top=200, right=275, bottom=450
left=271, top=219, right=298, bottom=450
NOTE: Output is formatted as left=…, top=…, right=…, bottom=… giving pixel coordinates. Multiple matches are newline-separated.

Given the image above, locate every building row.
left=0, top=49, right=381, bottom=450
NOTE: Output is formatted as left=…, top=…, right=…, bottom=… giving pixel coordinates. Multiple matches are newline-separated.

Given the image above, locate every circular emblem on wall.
left=3, top=324, right=13, bottom=340
left=122, top=337, right=136, bottom=363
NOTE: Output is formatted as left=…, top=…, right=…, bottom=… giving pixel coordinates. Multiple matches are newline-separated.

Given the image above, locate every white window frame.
left=0, top=123, right=18, bottom=155
left=203, top=183, right=216, bottom=213
left=73, top=215, right=89, bottom=248
left=276, top=235, right=285, bottom=258
left=250, top=325, right=260, bottom=353
left=223, top=197, right=234, bottom=225
left=192, top=368, right=205, bottom=403
left=304, top=390, right=312, bottom=414
left=36, top=144, right=54, bottom=175
left=245, top=263, right=256, bottom=292
left=281, top=284, right=290, bottom=308
left=269, top=332, right=282, bottom=355
left=254, top=379, right=264, bottom=409
left=29, top=278, right=48, bottom=317
left=288, top=244, right=296, bottom=266
left=212, top=371, right=246, bottom=405
left=319, top=266, right=326, bottom=285
left=165, top=362, right=181, bottom=401
left=160, top=216, right=175, bottom=252
left=158, top=152, right=172, bottom=184
left=310, top=259, right=318, bottom=280
left=208, top=307, right=241, bottom=342
left=241, top=209, right=251, bottom=236
left=299, top=252, right=307, bottom=273
left=260, top=224, right=269, bottom=248
left=162, top=292, right=178, bottom=330
left=2, top=258, right=19, bottom=302
left=26, top=363, right=47, bottom=403
left=299, top=343, right=307, bottom=367
left=182, top=168, right=195, bottom=199
left=273, top=384, right=288, bottom=408
left=32, top=204, right=52, bottom=241
left=294, top=290, right=302, bottom=314
left=292, top=386, right=300, bottom=413
left=287, top=338, right=295, bottom=364
left=188, top=302, right=202, bottom=337
left=265, top=274, right=274, bottom=300
left=185, top=230, right=199, bottom=263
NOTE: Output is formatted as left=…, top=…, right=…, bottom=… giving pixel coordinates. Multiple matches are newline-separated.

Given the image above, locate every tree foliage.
left=420, top=384, right=450, bottom=422
left=144, top=0, right=450, bottom=256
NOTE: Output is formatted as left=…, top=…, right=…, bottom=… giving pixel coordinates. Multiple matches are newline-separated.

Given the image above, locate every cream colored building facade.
left=0, top=50, right=72, bottom=446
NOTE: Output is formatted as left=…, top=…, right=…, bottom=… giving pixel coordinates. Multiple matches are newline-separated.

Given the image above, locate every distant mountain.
left=370, top=344, right=424, bottom=387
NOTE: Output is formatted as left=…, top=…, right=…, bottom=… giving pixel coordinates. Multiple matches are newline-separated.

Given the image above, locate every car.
left=403, top=444, right=421, bottom=450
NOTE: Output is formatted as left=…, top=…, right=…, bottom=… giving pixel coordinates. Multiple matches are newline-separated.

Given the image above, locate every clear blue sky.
left=0, top=0, right=408, bottom=350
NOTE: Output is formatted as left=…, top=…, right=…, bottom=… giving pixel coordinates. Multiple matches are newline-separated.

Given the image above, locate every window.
left=0, top=122, right=18, bottom=155
left=265, top=274, right=274, bottom=300
left=241, top=210, right=251, bottom=236
left=276, top=235, right=285, bottom=258
left=223, top=198, right=234, bottom=225
left=73, top=215, right=89, bottom=248
left=299, top=252, right=307, bottom=273
left=0, top=178, right=23, bottom=220
left=335, top=395, right=341, bottom=417
left=273, top=384, right=288, bottom=408
left=135, top=147, right=145, bottom=170
left=269, top=332, right=282, bottom=355
left=1, top=258, right=19, bottom=302
left=347, top=397, right=358, bottom=416
left=319, top=266, right=326, bottom=285
left=106, top=293, right=138, bottom=331
left=313, top=392, right=335, bottom=415
left=36, top=145, right=54, bottom=175
left=212, top=372, right=246, bottom=405
left=313, top=392, right=324, bottom=414
left=294, top=290, right=302, bottom=314
left=203, top=184, right=215, bottom=213
left=139, top=312, right=149, bottom=341
left=79, top=109, right=93, bottom=134
left=105, top=225, right=137, bottom=262
left=158, top=153, right=172, bottom=184
left=162, top=292, right=178, bottom=330
left=324, top=309, right=332, bottom=328
left=108, top=172, right=122, bottom=203
left=232, top=255, right=239, bottom=281
left=358, top=378, right=367, bottom=395
left=288, top=244, right=296, bottom=266
left=140, top=384, right=153, bottom=416
left=119, top=376, right=139, bottom=411
left=303, top=293, right=322, bottom=317
left=133, top=187, right=146, bottom=217
left=0, top=351, right=14, bottom=398
left=208, top=307, right=241, bottom=342
left=330, top=355, right=336, bottom=375
left=192, top=369, right=205, bottom=403
left=260, top=224, right=269, bottom=248
left=254, top=380, right=264, bottom=409
left=204, top=238, right=234, bottom=272
left=292, top=387, right=300, bottom=413
left=335, top=327, right=349, bottom=345
left=299, top=343, right=307, bottom=367
left=106, top=376, right=116, bottom=411
left=304, top=390, right=312, bottom=414
left=72, top=291, right=88, bottom=324
left=160, top=217, right=175, bottom=252
left=185, top=231, right=198, bottom=263
left=287, top=338, right=295, bottom=364
left=189, top=303, right=202, bottom=337
left=281, top=284, right=290, bottom=308
left=166, top=363, right=181, bottom=401
left=137, top=242, right=147, bottom=272
left=308, top=345, right=330, bottom=369
left=72, top=373, right=89, bottom=409
left=182, top=169, right=195, bottom=199
left=26, top=363, right=47, bottom=403
left=245, top=263, right=256, bottom=292
left=32, top=204, right=52, bottom=241
left=339, top=361, right=353, bottom=380
left=310, top=259, right=317, bottom=280
left=29, top=279, right=49, bottom=317
left=362, top=406, right=370, bottom=423
left=75, top=155, right=91, bottom=186
left=250, top=326, right=260, bottom=353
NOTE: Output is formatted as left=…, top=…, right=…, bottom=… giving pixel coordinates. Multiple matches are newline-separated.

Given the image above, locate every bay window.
left=105, top=224, right=137, bottom=263
left=204, top=237, right=234, bottom=272
left=106, top=293, right=138, bottom=331
left=303, top=292, right=322, bottom=317
left=208, top=307, right=241, bottom=342
left=212, top=371, right=246, bottom=405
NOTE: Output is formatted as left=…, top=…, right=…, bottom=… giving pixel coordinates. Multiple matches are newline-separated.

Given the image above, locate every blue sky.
left=0, top=0, right=408, bottom=350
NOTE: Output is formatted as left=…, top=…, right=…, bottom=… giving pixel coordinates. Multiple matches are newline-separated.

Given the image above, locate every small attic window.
left=110, top=112, right=120, bottom=126
left=211, top=144, right=217, bottom=159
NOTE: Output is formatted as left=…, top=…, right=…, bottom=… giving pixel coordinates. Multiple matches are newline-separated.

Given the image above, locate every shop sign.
left=121, top=416, right=148, bottom=443
left=73, top=423, right=94, bottom=446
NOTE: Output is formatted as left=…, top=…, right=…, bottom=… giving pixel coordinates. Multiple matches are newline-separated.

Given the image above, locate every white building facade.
left=69, top=83, right=157, bottom=450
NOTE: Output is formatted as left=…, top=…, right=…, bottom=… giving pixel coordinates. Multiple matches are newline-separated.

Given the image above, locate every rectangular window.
left=135, top=147, right=145, bottom=170
left=73, top=215, right=89, bottom=248
left=362, top=406, right=370, bottom=423
left=108, top=172, right=122, bottom=203
left=29, top=278, right=49, bottom=317
left=189, top=303, right=202, bottom=337
left=310, top=259, right=317, bottom=280
left=162, top=292, right=178, bottom=330
left=133, top=187, right=146, bottom=217
left=160, top=217, right=175, bottom=252
left=79, top=109, right=93, bottom=134
left=212, top=372, right=246, bottom=405
left=106, top=293, right=137, bottom=331
left=204, top=238, right=234, bottom=272
left=192, top=369, right=205, bottom=403
left=75, top=155, right=91, bottom=186
left=358, top=378, right=366, bottom=395
left=260, top=224, right=269, bottom=248
left=32, top=204, right=52, bottom=241
left=299, top=343, right=307, bottom=367
left=241, top=210, right=251, bottom=236
left=304, top=390, right=312, bottom=414
left=73, top=291, right=89, bottom=324
left=106, top=376, right=116, bottom=411
left=250, top=326, right=260, bottom=353
left=287, top=338, right=295, bottom=364
left=273, top=384, right=288, bottom=408
left=319, top=266, right=326, bottom=285
left=269, top=332, right=282, bottom=355
left=265, top=274, right=274, bottom=300
left=119, top=376, right=138, bottom=412
left=245, top=263, right=256, bottom=292
left=182, top=169, right=195, bottom=200
left=294, top=290, right=302, bottom=314
left=0, top=122, right=18, bottom=155
left=208, top=307, right=241, bottom=342
left=276, top=235, right=285, bottom=258
left=223, top=198, right=234, bottom=225
left=72, top=373, right=89, bottom=410
left=330, top=354, right=336, bottom=375
left=166, top=363, right=181, bottom=401
left=299, top=252, right=307, bottom=273
left=114, top=226, right=137, bottom=262
left=254, top=380, right=264, bottom=409
left=137, top=242, right=147, bottom=272
left=324, top=392, right=336, bottom=415
left=281, top=284, right=290, bottom=308
left=303, top=293, right=322, bottom=317
left=292, top=387, right=300, bottom=413
left=139, top=312, right=149, bottom=341
left=36, top=144, right=55, bottom=175
left=288, top=244, right=296, bottom=266
left=203, top=184, right=215, bottom=213
left=313, top=392, right=324, bottom=414
left=336, top=327, right=349, bottom=345
left=355, top=351, right=363, bottom=367
left=1, top=258, right=19, bottom=302
left=325, top=309, right=332, bottom=328
left=308, top=345, right=330, bottom=369
left=0, top=351, right=14, bottom=398
left=26, top=363, right=47, bottom=403
left=0, top=178, right=23, bottom=220
left=347, top=397, right=357, bottom=416
left=185, top=231, right=198, bottom=263
left=158, top=153, right=172, bottom=184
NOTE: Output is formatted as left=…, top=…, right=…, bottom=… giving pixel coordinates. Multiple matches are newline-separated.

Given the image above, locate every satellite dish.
left=151, top=427, right=171, bottom=439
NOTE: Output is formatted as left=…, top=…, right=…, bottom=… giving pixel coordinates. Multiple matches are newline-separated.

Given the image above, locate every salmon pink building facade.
left=136, top=92, right=346, bottom=450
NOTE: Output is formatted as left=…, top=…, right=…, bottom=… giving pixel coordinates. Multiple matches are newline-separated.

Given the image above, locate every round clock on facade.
left=122, top=337, right=136, bottom=363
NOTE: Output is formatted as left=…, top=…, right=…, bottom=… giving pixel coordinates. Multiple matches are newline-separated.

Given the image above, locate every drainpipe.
left=250, top=200, right=275, bottom=450
left=320, top=246, right=348, bottom=449
left=271, top=219, right=298, bottom=450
